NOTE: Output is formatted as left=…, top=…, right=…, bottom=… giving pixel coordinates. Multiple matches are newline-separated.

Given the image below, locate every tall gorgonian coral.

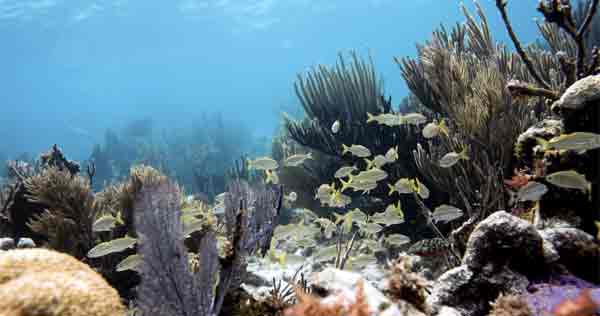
left=282, top=51, right=424, bottom=221
left=398, top=3, right=562, bottom=239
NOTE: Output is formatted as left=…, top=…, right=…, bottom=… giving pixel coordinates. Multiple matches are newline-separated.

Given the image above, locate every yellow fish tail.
left=387, top=183, right=397, bottom=196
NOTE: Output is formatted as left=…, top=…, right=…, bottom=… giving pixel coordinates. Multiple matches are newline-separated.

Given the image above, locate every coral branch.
left=506, top=79, right=561, bottom=100
left=496, top=0, right=552, bottom=90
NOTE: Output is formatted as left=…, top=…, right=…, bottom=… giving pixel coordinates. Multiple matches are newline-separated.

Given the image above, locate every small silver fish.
left=248, top=157, right=279, bottom=170
left=334, top=212, right=354, bottom=232
left=349, top=254, right=377, bottom=269
left=387, top=178, right=415, bottom=195
left=432, top=204, right=463, bottom=223
left=92, top=214, right=118, bottom=232
left=384, top=146, right=399, bottom=162
left=352, top=168, right=388, bottom=183
left=438, top=148, right=469, bottom=168
left=285, top=191, right=298, bottom=202
left=334, top=165, right=358, bottom=179
left=331, top=120, right=341, bottom=134
left=399, top=113, right=427, bottom=125
left=327, top=190, right=352, bottom=208
left=313, top=245, right=338, bottom=262
left=517, top=181, right=548, bottom=202
left=414, top=178, right=430, bottom=199
left=385, top=234, right=411, bottom=246
left=87, top=236, right=137, bottom=258
left=265, top=169, right=279, bottom=184
left=214, top=192, right=228, bottom=204
left=365, top=155, right=389, bottom=169
left=367, top=112, right=398, bottom=126
left=342, top=144, right=372, bottom=158
left=340, top=178, right=378, bottom=194
left=348, top=208, right=368, bottom=224
left=316, top=183, right=334, bottom=199
left=546, top=170, right=591, bottom=192
left=384, top=201, right=404, bottom=218
left=370, top=209, right=404, bottom=225
left=422, top=120, right=449, bottom=139
left=284, top=153, right=313, bottom=167
left=358, top=222, right=383, bottom=235
left=116, top=254, right=141, bottom=272
left=547, top=132, right=600, bottom=152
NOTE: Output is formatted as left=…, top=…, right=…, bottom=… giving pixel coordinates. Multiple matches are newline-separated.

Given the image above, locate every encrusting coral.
left=0, top=248, right=125, bottom=316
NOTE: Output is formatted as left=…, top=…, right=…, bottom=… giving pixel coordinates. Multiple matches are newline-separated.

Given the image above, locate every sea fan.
left=134, top=179, right=217, bottom=316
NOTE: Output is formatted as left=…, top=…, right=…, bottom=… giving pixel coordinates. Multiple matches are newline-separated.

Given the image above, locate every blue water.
left=0, top=0, right=540, bottom=161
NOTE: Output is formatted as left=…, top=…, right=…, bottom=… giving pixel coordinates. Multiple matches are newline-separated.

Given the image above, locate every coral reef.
left=427, top=211, right=598, bottom=316
left=0, top=248, right=124, bottom=316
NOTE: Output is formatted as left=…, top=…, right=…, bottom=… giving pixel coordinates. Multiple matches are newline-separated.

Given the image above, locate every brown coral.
left=386, top=255, right=431, bottom=314
left=0, top=248, right=124, bottom=316
left=489, top=293, right=532, bottom=316
left=24, top=167, right=97, bottom=259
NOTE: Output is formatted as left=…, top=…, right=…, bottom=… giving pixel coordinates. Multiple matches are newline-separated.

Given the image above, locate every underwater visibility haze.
left=0, top=1, right=599, bottom=316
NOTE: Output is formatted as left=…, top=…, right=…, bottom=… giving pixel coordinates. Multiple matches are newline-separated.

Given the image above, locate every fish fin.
left=364, top=158, right=373, bottom=170
left=439, top=119, right=449, bottom=137
left=342, top=144, right=349, bottom=154
left=366, top=112, right=375, bottom=123
left=459, top=146, right=470, bottom=161
left=265, top=170, right=273, bottom=184
left=340, top=178, right=351, bottom=192
left=387, top=183, right=396, bottom=196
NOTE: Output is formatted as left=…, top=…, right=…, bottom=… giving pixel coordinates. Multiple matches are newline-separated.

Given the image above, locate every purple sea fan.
left=134, top=180, right=218, bottom=316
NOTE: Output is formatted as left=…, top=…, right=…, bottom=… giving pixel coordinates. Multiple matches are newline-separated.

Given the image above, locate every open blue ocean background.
left=0, top=0, right=540, bottom=160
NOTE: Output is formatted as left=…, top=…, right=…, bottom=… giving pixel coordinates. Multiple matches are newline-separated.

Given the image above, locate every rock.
left=516, top=119, right=564, bottom=143
left=0, top=237, right=15, bottom=250
left=16, top=237, right=36, bottom=249
left=514, top=119, right=563, bottom=164
left=540, top=228, right=599, bottom=282
left=0, top=248, right=124, bottom=316
left=436, top=306, right=464, bottom=316
left=463, top=211, right=546, bottom=277
left=540, top=227, right=595, bottom=254
left=426, top=265, right=529, bottom=316
left=552, top=74, right=600, bottom=110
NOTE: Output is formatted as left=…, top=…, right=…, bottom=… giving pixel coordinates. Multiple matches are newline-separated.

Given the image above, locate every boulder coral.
left=0, top=248, right=124, bottom=316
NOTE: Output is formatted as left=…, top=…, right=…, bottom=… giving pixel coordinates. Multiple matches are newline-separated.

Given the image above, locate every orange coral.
left=284, top=281, right=370, bottom=316
left=284, top=290, right=344, bottom=316
left=553, top=289, right=598, bottom=316
left=346, top=281, right=370, bottom=316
